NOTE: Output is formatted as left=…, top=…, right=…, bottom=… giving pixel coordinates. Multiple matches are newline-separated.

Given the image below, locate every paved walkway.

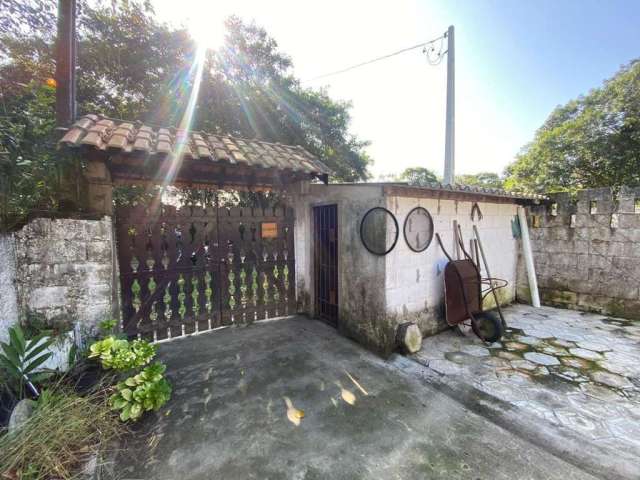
left=414, top=304, right=640, bottom=460
left=112, top=315, right=616, bottom=480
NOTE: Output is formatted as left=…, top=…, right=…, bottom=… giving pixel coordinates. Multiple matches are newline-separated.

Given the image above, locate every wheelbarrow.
left=435, top=230, right=508, bottom=343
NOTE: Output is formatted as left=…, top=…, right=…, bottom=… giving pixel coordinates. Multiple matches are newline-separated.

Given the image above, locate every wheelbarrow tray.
left=443, top=259, right=481, bottom=326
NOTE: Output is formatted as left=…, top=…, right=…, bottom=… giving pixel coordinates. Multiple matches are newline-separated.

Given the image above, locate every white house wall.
left=292, top=184, right=520, bottom=356
left=385, top=196, right=518, bottom=336
left=292, top=184, right=391, bottom=353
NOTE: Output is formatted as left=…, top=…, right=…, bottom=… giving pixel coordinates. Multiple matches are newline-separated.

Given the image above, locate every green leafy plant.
left=0, top=325, right=54, bottom=397
left=98, top=319, right=118, bottom=336
left=109, top=362, right=172, bottom=421
left=88, top=336, right=156, bottom=371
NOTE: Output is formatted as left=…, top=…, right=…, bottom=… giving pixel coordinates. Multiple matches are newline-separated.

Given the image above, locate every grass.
left=0, top=382, right=123, bottom=480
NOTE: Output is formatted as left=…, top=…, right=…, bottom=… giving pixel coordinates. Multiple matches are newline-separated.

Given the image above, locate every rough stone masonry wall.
left=518, top=186, right=640, bottom=319
left=1, top=217, right=117, bottom=335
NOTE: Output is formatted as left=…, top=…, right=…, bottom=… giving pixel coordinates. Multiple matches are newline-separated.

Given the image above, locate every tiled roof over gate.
left=60, top=114, right=331, bottom=176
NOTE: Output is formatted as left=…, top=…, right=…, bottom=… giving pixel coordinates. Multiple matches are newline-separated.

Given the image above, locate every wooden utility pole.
left=443, top=25, right=455, bottom=185
left=55, top=0, right=77, bottom=129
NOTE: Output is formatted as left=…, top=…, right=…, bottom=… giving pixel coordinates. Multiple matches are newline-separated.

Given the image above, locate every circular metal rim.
left=360, top=207, right=399, bottom=256
left=403, top=206, right=434, bottom=253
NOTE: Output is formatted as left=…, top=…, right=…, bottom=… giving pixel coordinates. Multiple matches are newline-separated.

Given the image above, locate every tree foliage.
left=455, top=172, right=503, bottom=189
left=394, top=167, right=505, bottom=190
left=504, top=60, right=640, bottom=193
left=398, top=167, right=439, bottom=186
left=0, top=0, right=371, bottom=227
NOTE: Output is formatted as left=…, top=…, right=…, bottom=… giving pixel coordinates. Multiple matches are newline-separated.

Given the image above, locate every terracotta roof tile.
left=213, top=148, right=229, bottom=162
left=231, top=150, right=248, bottom=164
left=74, top=116, right=94, bottom=130
left=61, top=115, right=331, bottom=176
left=156, top=140, right=172, bottom=154
left=133, top=137, right=152, bottom=151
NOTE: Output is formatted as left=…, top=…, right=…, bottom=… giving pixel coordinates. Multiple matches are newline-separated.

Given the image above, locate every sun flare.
left=187, top=14, right=225, bottom=51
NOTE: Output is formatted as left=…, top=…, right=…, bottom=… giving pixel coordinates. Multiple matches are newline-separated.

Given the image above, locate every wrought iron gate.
left=314, top=204, right=338, bottom=325
left=115, top=202, right=295, bottom=341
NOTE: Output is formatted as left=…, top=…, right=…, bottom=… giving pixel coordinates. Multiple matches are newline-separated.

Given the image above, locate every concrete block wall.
left=0, top=217, right=117, bottom=337
left=293, top=184, right=520, bottom=356
left=385, top=196, right=518, bottom=338
left=518, top=186, right=640, bottom=319
left=293, top=184, right=390, bottom=354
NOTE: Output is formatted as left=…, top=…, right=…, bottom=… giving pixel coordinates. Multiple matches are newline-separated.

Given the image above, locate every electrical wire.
left=303, top=32, right=447, bottom=83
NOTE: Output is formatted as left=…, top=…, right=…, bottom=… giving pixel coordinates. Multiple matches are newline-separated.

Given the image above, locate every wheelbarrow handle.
left=435, top=233, right=455, bottom=262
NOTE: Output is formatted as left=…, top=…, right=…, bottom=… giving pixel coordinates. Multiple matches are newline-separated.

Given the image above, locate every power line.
left=303, top=32, right=447, bottom=83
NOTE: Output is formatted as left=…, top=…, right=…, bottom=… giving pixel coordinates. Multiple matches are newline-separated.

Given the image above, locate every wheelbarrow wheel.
left=471, top=310, right=504, bottom=343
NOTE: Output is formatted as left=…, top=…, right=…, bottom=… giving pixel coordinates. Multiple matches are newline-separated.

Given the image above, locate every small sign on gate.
left=261, top=222, right=278, bottom=239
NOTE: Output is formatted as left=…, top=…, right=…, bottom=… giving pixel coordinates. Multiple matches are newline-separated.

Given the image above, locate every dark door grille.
left=314, top=204, right=338, bottom=325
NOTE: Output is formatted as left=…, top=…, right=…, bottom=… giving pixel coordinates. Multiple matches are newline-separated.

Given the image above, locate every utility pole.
left=55, top=0, right=77, bottom=129
left=443, top=25, right=455, bottom=185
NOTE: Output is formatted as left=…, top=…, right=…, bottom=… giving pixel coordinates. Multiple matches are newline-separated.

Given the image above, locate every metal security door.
left=314, top=204, right=338, bottom=326
left=116, top=202, right=295, bottom=341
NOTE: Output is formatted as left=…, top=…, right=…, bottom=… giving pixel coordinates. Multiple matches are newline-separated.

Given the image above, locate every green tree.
left=504, top=60, right=640, bottom=193
left=455, top=172, right=503, bottom=189
left=0, top=1, right=371, bottom=227
left=0, top=82, right=81, bottom=225
left=398, top=167, right=439, bottom=186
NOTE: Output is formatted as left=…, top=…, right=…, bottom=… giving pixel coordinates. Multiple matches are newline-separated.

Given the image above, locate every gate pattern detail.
left=116, top=203, right=295, bottom=341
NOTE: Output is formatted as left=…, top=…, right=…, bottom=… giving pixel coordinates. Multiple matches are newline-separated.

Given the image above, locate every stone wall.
left=0, top=217, right=117, bottom=336
left=518, top=186, right=640, bottom=319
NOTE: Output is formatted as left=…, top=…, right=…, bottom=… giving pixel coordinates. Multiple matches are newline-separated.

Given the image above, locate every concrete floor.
left=114, top=315, right=626, bottom=480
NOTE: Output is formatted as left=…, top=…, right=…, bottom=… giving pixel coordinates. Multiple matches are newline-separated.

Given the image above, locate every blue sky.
left=155, top=0, right=640, bottom=179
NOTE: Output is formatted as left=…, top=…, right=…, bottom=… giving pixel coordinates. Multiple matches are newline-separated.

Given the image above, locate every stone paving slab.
left=413, top=304, right=640, bottom=461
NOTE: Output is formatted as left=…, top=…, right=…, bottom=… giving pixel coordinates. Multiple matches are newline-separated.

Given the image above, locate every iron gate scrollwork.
left=116, top=202, right=295, bottom=341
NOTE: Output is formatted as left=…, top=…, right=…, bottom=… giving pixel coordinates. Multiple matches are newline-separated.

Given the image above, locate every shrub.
left=89, top=336, right=172, bottom=422
left=0, top=325, right=54, bottom=398
left=0, top=385, right=122, bottom=480
left=98, top=319, right=118, bottom=337
left=88, top=336, right=156, bottom=371
left=109, top=362, right=172, bottom=421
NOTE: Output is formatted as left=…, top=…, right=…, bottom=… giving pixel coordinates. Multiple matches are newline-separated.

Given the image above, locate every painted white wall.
left=292, top=184, right=520, bottom=348
left=385, top=196, right=518, bottom=319
left=0, top=234, right=19, bottom=343
left=293, top=184, right=386, bottom=315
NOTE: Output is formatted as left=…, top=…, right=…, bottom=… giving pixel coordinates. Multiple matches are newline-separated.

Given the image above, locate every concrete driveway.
left=114, top=316, right=624, bottom=480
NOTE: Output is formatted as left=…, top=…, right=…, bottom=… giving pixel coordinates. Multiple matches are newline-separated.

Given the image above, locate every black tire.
left=471, top=310, right=504, bottom=343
